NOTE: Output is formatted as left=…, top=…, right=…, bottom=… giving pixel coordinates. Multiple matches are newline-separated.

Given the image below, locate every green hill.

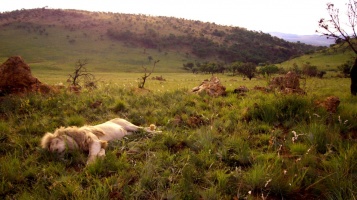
left=0, top=8, right=322, bottom=73
left=278, top=43, right=355, bottom=72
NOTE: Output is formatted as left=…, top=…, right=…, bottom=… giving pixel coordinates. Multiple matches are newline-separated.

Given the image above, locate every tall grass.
left=0, top=76, right=356, bottom=199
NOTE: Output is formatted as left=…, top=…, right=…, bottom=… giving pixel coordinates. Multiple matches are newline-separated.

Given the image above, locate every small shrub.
left=245, top=95, right=312, bottom=127
left=220, top=135, right=252, bottom=167
left=112, top=100, right=127, bottom=113
left=289, top=143, right=309, bottom=156
left=65, top=115, right=85, bottom=126
left=300, top=123, right=329, bottom=154
left=86, top=155, right=121, bottom=179
left=244, top=163, right=267, bottom=190
left=316, top=144, right=357, bottom=199
left=199, top=187, right=220, bottom=200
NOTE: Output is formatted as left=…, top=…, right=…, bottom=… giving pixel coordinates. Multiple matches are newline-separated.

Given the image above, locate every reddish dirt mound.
left=192, top=76, right=226, bottom=97
left=0, top=56, right=51, bottom=95
left=315, top=96, right=340, bottom=113
left=269, top=71, right=305, bottom=94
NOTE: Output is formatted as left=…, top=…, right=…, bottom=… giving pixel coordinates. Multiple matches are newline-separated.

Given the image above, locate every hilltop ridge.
left=0, top=8, right=324, bottom=72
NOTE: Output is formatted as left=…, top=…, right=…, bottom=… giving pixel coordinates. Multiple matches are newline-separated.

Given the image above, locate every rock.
left=192, top=76, right=226, bottom=96
left=253, top=86, right=272, bottom=93
left=90, top=100, right=102, bottom=109
left=0, top=56, right=51, bottom=95
left=315, top=96, right=340, bottom=113
left=234, top=86, right=249, bottom=93
left=151, top=75, right=166, bottom=81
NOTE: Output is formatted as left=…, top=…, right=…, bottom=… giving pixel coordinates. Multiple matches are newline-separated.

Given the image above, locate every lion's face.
left=48, top=138, right=66, bottom=154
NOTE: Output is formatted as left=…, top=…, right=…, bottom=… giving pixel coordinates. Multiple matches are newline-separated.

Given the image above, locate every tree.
left=138, top=60, right=160, bottom=89
left=318, top=0, right=357, bottom=95
left=237, top=62, right=256, bottom=80
left=259, top=64, right=280, bottom=76
left=68, top=59, right=96, bottom=88
left=302, top=62, right=319, bottom=77
left=183, top=62, right=197, bottom=73
left=338, top=60, right=354, bottom=77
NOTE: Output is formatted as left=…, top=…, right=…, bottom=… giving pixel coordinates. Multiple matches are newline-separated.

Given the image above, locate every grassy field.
left=0, top=71, right=356, bottom=199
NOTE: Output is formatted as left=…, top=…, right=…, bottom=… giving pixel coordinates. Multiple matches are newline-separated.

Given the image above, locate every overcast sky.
left=0, top=0, right=349, bottom=35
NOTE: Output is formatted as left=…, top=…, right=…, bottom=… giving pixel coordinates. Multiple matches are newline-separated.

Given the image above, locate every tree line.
left=183, top=61, right=333, bottom=79
left=107, top=27, right=322, bottom=65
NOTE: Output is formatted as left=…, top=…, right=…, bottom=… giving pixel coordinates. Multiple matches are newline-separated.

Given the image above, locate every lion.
left=41, top=118, right=160, bottom=165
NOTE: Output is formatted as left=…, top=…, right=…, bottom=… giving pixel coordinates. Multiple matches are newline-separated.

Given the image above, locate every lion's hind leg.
left=110, top=118, right=143, bottom=132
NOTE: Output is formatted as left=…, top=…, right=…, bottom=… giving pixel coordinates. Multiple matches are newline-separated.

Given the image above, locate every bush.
left=259, top=64, right=280, bottom=76
left=245, top=95, right=313, bottom=127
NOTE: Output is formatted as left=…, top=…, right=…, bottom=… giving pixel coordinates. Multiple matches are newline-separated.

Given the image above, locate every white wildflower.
left=313, top=113, right=320, bottom=118
left=265, top=179, right=272, bottom=187
left=291, top=130, right=304, bottom=143
left=306, top=148, right=311, bottom=155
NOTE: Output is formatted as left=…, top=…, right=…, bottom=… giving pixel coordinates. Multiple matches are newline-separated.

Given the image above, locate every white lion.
left=41, top=118, right=160, bottom=165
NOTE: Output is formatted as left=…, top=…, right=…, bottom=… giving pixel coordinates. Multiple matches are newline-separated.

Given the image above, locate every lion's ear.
left=41, top=132, right=55, bottom=149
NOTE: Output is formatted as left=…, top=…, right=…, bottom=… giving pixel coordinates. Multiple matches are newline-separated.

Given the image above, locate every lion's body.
left=41, top=118, right=158, bottom=164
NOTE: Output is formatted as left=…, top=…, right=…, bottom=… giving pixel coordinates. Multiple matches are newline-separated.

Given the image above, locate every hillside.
left=0, top=8, right=323, bottom=73
left=279, top=42, right=355, bottom=72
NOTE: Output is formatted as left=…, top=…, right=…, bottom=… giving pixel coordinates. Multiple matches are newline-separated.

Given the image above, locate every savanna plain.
left=1, top=71, right=356, bottom=200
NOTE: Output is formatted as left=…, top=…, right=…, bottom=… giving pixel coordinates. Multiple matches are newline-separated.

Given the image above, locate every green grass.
left=0, top=73, right=356, bottom=199
left=0, top=23, right=193, bottom=74
left=278, top=47, right=355, bottom=73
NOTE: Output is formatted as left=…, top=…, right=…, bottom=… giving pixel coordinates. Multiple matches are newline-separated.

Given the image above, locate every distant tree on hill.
left=237, top=62, right=256, bottom=80
left=318, top=0, right=357, bottom=95
left=259, top=65, right=280, bottom=76
left=302, top=63, right=319, bottom=77
left=183, top=62, right=197, bottom=73
left=148, top=56, right=153, bottom=63
left=228, top=61, right=243, bottom=76
left=290, top=63, right=302, bottom=75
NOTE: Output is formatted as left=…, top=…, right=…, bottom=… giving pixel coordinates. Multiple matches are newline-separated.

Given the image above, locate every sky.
left=0, top=0, right=350, bottom=35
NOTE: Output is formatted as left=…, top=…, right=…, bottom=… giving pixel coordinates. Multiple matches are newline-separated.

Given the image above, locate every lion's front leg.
left=98, top=148, right=106, bottom=157
left=87, top=141, right=102, bottom=165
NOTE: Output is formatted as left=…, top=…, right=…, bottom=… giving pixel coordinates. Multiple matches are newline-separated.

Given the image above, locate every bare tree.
left=138, top=60, right=160, bottom=89
left=317, top=0, right=357, bottom=95
left=68, top=59, right=96, bottom=88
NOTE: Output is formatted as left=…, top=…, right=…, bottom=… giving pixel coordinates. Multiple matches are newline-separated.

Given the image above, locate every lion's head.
left=41, top=132, right=79, bottom=154
left=41, top=127, right=108, bottom=155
